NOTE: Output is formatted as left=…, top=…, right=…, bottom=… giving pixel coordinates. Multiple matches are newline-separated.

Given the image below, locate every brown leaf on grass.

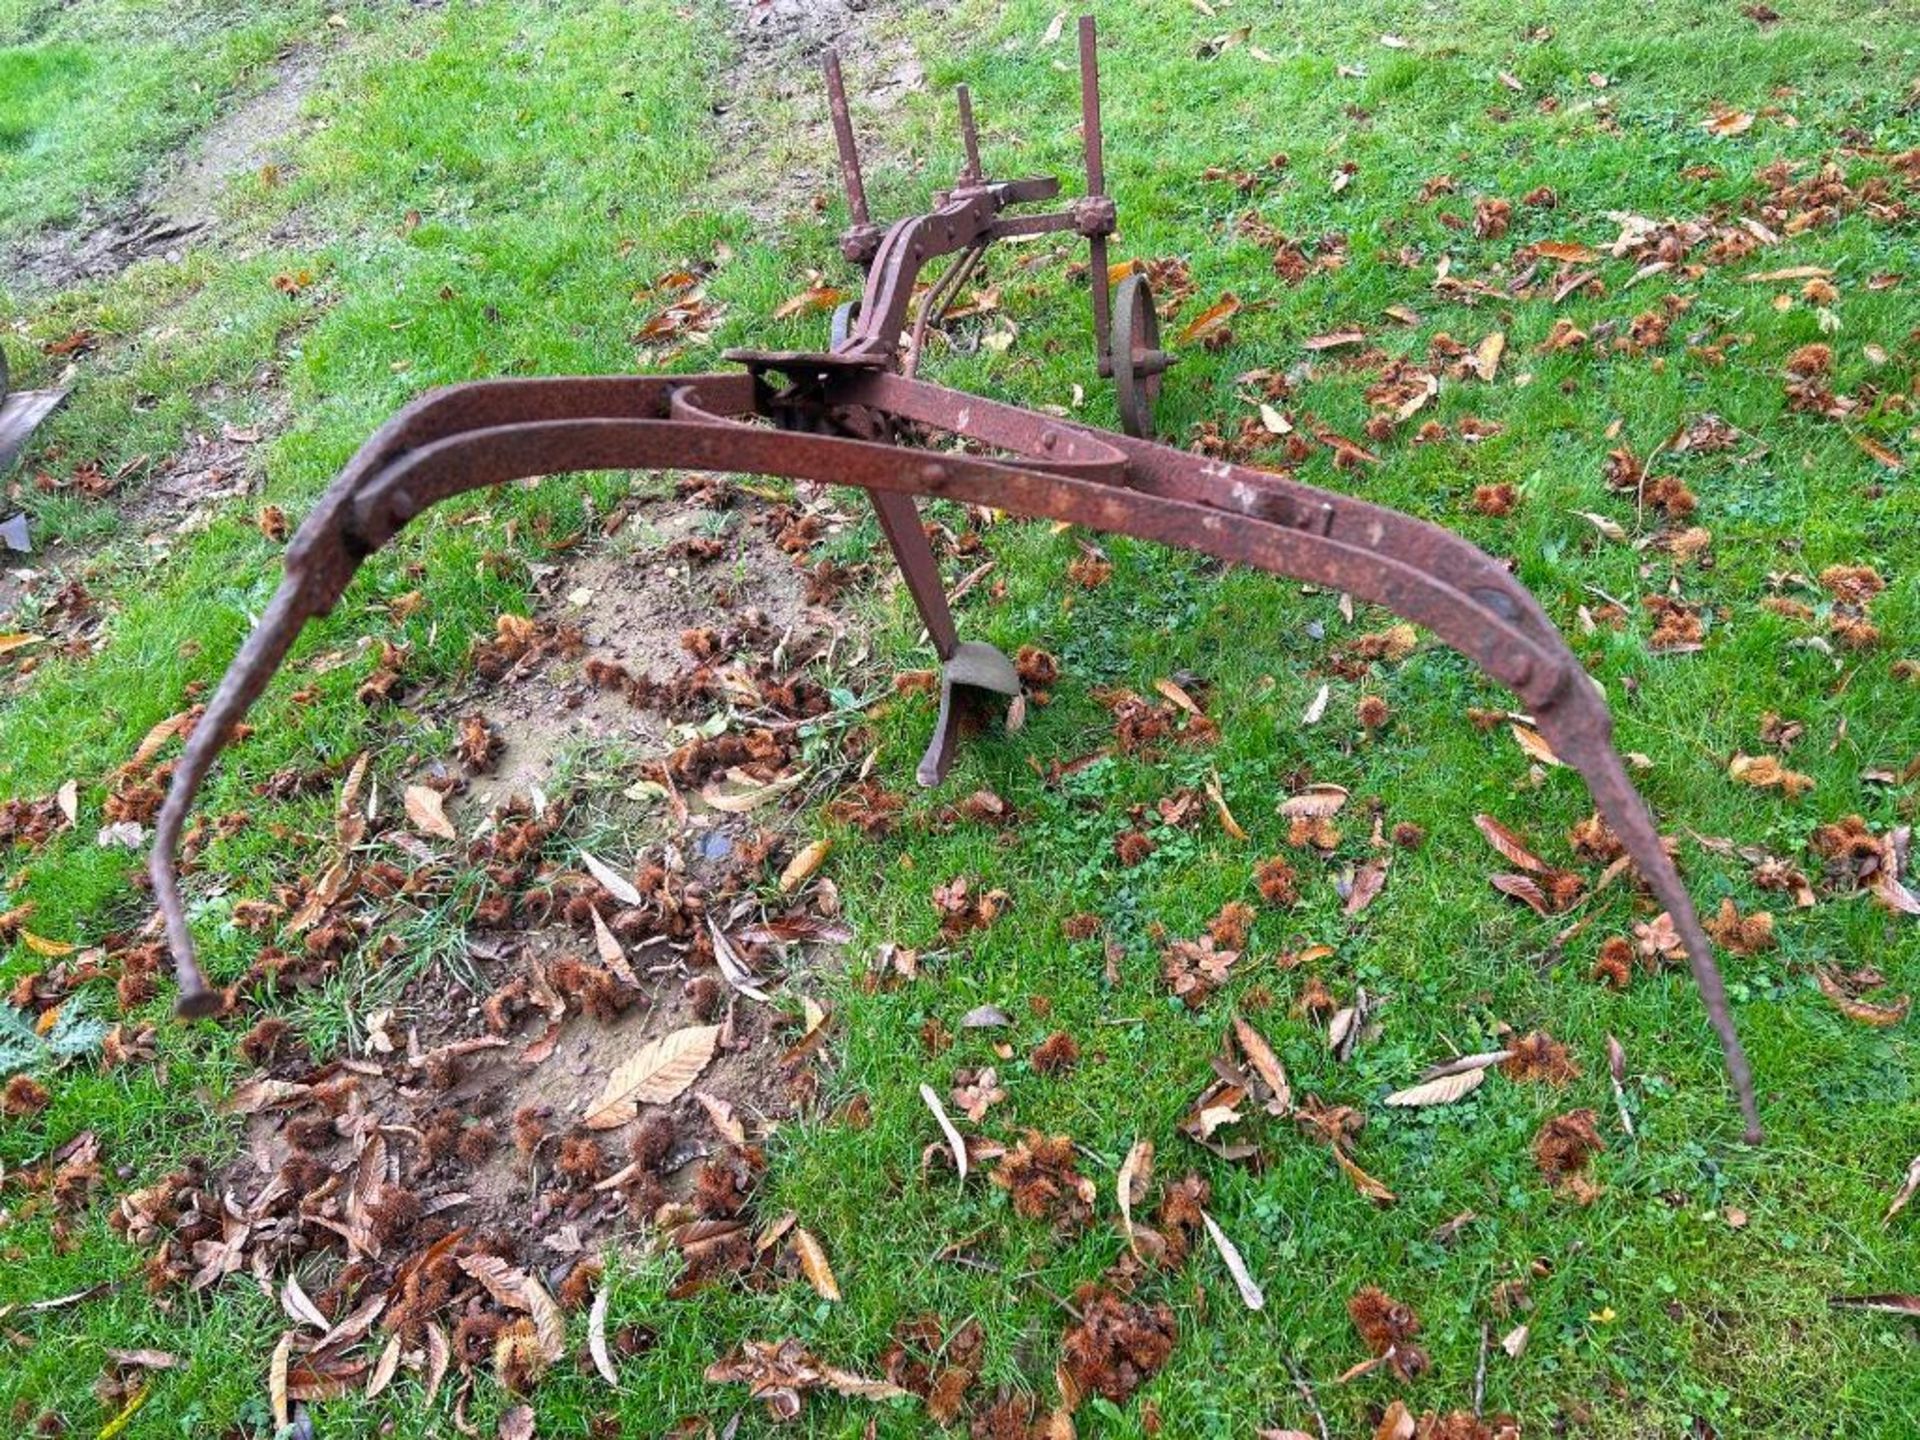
left=1384, top=1067, right=1487, bottom=1107
left=269, top=1331, right=292, bottom=1431
left=771, top=284, right=848, bottom=321
left=1304, top=329, right=1368, bottom=351
left=1201, top=1210, right=1265, bottom=1310
left=588, top=1285, right=617, bottom=1385
left=1333, top=1147, right=1398, bottom=1205
left=365, top=1333, right=403, bottom=1399
left=705, top=1338, right=909, bottom=1421
left=1830, top=1294, right=1920, bottom=1316
left=1280, top=783, right=1350, bottom=819
left=791, top=1229, right=841, bottom=1302
left=1607, top=1034, right=1636, bottom=1137
left=1118, top=1138, right=1154, bottom=1256
left=582, top=1024, right=721, bottom=1129
left=1816, top=970, right=1910, bottom=1027
left=1178, top=293, right=1241, bottom=345
left=1883, top=1155, right=1920, bottom=1224
left=1205, top=768, right=1248, bottom=840
left=1473, top=814, right=1552, bottom=873
left=457, top=1256, right=565, bottom=1364
left=1232, top=1017, right=1293, bottom=1117
left=1729, top=753, right=1816, bottom=798
left=1510, top=723, right=1563, bottom=767
left=580, top=850, right=643, bottom=906
left=1489, top=873, right=1552, bottom=916
left=1179, top=1076, right=1256, bottom=1160
left=1343, top=857, right=1389, bottom=915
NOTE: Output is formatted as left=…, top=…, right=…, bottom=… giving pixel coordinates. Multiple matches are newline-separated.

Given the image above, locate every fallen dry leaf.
left=1511, top=723, right=1564, bottom=768
left=583, top=1023, right=722, bottom=1128
left=1118, top=1137, right=1153, bottom=1256
left=1816, top=970, right=1910, bottom=1027
left=1473, top=813, right=1552, bottom=873
left=1231, top=1016, right=1292, bottom=1117
left=588, top=1284, right=617, bottom=1384
left=1201, top=1210, right=1265, bottom=1311
left=706, top=1338, right=909, bottom=1421
left=1334, top=1147, right=1397, bottom=1204
left=1343, top=857, right=1389, bottom=915
left=1178, top=293, right=1242, bottom=345
left=791, top=1228, right=842, bottom=1302
left=1830, top=1294, right=1920, bottom=1316
left=920, top=1082, right=969, bottom=1181
left=1281, top=783, right=1350, bottom=819
left=269, top=1331, right=292, bottom=1431
left=1886, top=1155, right=1920, bottom=1224
left=1607, top=1033, right=1635, bottom=1137
left=403, top=785, right=457, bottom=841
left=581, top=850, right=642, bottom=906
left=1205, top=768, right=1248, bottom=840
left=779, top=839, right=831, bottom=893
left=771, top=284, right=848, bottom=321
left=1383, top=1067, right=1487, bottom=1108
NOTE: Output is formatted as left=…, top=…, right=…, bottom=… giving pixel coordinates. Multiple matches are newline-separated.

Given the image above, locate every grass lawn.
left=2, top=0, right=1918, bottom=1436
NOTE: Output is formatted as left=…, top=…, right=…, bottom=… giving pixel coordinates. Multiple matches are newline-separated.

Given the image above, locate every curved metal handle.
left=148, top=375, right=1759, bottom=1140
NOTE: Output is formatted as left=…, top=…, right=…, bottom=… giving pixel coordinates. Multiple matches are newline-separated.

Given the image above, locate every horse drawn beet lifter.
left=149, top=18, right=1761, bottom=1139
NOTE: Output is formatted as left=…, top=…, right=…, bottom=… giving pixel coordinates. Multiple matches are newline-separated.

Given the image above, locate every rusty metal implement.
left=148, top=18, right=1760, bottom=1141
left=0, top=343, right=70, bottom=482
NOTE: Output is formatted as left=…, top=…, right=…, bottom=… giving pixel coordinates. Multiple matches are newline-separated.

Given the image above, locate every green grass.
left=3, top=0, right=1919, bottom=1434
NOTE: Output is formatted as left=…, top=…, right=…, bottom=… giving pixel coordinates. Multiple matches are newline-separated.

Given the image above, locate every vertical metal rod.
left=956, top=84, right=983, bottom=185
left=868, top=490, right=959, bottom=661
left=1078, top=14, right=1114, bottom=377
left=823, top=51, right=871, bottom=228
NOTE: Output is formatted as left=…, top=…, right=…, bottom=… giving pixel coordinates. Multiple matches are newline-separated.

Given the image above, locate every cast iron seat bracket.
left=147, top=369, right=1761, bottom=1142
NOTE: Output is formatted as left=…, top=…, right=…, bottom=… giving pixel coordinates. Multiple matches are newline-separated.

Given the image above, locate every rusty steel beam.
left=146, top=17, right=1761, bottom=1142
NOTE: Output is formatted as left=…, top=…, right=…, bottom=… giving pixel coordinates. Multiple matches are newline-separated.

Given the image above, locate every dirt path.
left=4, top=45, right=324, bottom=295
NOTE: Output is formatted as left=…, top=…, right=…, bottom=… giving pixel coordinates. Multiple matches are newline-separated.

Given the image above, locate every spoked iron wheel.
left=1112, top=272, right=1165, bottom=440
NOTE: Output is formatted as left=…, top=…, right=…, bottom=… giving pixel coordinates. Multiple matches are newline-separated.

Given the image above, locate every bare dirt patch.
left=102, top=476, right=880, bottom=1408
left=714, top=0, right=928, bottom=228
left=230, top=921, right=805, bottom=1264
left=4, top=47, right=324, bottom=295
left=462, top=489, right=825, bottom=804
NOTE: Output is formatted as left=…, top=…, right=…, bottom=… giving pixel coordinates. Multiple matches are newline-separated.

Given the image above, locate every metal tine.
left=956, top=84, right=983, bottom=185
left=822, top=50, right=870, bottom=229
left=1078, top=14, right=1113, bottom=375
